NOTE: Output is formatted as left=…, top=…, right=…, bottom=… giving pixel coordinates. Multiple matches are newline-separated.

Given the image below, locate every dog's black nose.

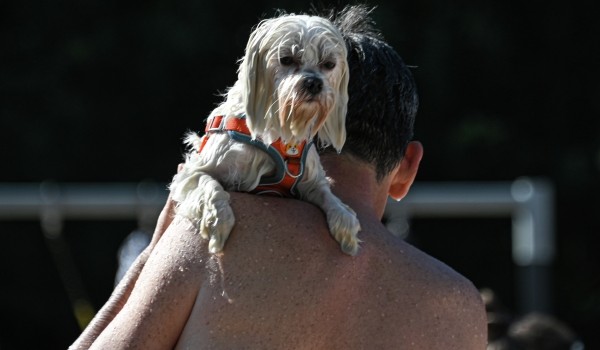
left=303, top=76, right=323, bottom=95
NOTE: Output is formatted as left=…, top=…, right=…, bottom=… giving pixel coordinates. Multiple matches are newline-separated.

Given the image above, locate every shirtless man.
left=71, top=6, right=487, bottom=349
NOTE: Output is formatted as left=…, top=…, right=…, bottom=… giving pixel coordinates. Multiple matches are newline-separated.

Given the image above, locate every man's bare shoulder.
left=217, top=192, right=487, bottom=349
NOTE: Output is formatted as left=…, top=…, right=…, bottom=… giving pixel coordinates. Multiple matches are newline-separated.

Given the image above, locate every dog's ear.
left=318, top=57, right=349, bottom=152
left=240, top=19, right=277, bottom=139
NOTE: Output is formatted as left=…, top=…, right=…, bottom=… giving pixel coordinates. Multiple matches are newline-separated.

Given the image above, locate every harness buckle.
left=206, top=115, right=226, bottom=132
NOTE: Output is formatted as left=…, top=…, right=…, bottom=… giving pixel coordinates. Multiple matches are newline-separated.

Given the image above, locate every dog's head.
left=238, top=14, right=349, bottom=150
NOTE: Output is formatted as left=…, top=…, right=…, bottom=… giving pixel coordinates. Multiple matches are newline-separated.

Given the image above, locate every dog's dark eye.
left=322, top=61, right=336, bottom=70
left=280, top=56, right=294, bottom=66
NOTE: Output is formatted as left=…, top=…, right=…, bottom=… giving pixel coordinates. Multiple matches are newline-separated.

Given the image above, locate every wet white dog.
left=169, top=13, right=361, bottom=255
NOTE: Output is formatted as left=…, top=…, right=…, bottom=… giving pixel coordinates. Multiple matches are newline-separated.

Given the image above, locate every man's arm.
left=70, top=194, right=178, bottom=349
left=88, top=217, right=206, bottom=349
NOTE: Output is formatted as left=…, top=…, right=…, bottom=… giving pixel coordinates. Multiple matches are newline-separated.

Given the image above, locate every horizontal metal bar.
left=0, top=182, right=168, bottom=220
left=398, top=181, right=517, bottom=217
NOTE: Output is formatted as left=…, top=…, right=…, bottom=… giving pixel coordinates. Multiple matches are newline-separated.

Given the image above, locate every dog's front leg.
left=323, top=191, right=361, bottom=256
left=298, top=154, right=361, bottom=255
left=170, top=170, right=235, bottom=253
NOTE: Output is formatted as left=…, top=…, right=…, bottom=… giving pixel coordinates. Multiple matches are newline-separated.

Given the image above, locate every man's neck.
left=320, top=154, right=391, bottom=221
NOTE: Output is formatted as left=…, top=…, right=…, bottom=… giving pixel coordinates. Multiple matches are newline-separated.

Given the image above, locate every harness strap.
left=205, top=114, right=251, bottom=134
left=198, top=115, right=312, bottom=197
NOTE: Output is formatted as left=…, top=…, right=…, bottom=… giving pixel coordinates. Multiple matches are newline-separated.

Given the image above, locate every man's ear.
left=389, top=141, right=424, bottom=201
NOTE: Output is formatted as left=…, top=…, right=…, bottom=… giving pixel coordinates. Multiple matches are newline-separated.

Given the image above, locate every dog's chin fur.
left=170, top=13, right=360, bottom=255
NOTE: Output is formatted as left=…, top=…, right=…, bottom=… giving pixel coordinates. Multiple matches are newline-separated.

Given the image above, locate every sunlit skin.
left=73, top=145, right=487, bottom=349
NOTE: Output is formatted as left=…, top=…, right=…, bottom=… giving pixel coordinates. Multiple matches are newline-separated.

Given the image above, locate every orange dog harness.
left=198, top=115, right=312, bottom=197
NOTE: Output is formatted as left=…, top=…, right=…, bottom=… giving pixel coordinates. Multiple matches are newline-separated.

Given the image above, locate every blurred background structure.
left=1, top=1, right=599, bottom=348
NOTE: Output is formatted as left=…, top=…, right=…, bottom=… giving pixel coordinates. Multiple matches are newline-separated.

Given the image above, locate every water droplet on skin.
left=222, top=290, right=234, bottom=304
left=205, top=254, right=235, bottom=303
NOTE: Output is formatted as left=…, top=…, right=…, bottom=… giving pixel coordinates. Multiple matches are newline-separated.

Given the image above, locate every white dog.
left=169, top=13, right=361, bottom=255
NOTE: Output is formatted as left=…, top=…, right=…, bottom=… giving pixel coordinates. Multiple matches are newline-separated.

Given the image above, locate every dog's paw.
left=198, top=183, right=235, bottom=254
left=205, top=197, right=235, bottom=254
left=327, top=204, right=362, bottom=256
left=172, top=171, right=236, bottom=253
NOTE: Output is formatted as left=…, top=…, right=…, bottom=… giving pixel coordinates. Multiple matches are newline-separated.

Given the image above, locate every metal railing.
left=0, top=178, right=554, bottom=314
left=385, top=177, right=555, bottom=313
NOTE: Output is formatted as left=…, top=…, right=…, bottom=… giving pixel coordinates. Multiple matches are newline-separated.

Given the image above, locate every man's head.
left=328, top=5, right=419, bottom=182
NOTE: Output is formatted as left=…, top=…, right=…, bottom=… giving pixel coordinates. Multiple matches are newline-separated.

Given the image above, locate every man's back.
left=173, top=193, right=487, bottom=349
left=74, top=7, right=487, bottom=349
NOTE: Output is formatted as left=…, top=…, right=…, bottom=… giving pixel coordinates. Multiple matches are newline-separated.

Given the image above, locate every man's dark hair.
left=328, top=5, right=419, bottom=181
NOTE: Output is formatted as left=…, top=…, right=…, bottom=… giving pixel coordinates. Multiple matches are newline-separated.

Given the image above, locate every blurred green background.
left=1, top=0, right=599, bottom=349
